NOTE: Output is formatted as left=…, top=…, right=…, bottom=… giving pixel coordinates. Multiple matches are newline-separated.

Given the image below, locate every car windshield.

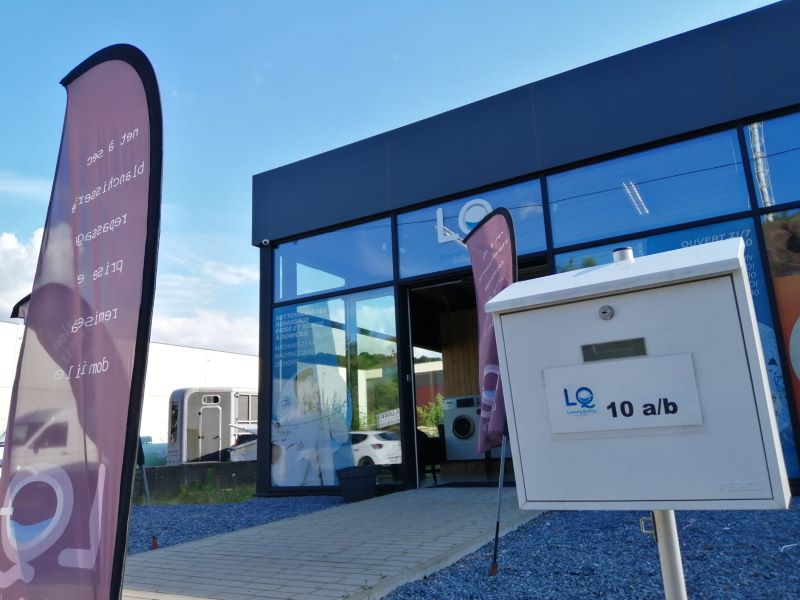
left=377, top=432, right=399, bottom=441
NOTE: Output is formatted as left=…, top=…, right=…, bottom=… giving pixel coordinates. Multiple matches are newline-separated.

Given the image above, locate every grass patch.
left=134, top=482, right=256, bottom=505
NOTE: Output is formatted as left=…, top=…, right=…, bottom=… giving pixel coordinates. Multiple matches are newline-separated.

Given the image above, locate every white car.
left=350, top=431, right=401, bottom=466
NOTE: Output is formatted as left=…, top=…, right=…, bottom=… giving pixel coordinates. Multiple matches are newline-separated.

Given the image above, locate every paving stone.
left=123, top=487, right=536, bottom=600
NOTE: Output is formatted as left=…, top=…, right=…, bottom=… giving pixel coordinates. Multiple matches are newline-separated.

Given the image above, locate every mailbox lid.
left=486, top=238, right=744, bottom=314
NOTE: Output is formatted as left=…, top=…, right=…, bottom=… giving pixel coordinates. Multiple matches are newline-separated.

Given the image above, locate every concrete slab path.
left=121, top=486, right=538, bottom=600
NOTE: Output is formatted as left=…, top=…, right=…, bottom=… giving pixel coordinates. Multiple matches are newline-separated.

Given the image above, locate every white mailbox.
left=486, top=239, right=790, bottom=511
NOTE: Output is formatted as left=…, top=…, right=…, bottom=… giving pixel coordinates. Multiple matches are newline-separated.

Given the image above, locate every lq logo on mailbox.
left=487, top=239, right=790, bottom=511
left=563, top=386, right=596, bottom=415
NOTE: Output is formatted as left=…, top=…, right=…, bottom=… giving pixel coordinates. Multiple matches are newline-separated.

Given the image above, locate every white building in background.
left=0, top=322, right=24, bottom=435
left=0, top=320, right=257, bottom=442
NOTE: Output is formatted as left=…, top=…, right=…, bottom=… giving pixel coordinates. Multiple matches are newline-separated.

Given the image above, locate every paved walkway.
left=121, top=486, right=538, bottom=600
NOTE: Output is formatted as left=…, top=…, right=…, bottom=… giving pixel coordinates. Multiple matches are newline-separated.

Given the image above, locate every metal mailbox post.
left=485, top=239, right=790, bottom=599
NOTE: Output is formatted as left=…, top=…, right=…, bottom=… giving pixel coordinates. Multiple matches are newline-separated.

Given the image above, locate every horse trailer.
left=166, top=387, right=258, bottom=465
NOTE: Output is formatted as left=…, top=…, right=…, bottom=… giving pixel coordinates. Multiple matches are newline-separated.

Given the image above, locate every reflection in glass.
left=548, top=131, right=750, bottom=247
left=556, top=218, right=800, bottom=478
left=272, top=298, right=349, bottom=486
left=274, top=218, right=393, bottom=302
left=746, top=113, right=800, bottom=208
left=413, top=346, right=445, bottom=485
left=348, top=294, right=401, bottom=480
left=762, top=209, right=800, bottom=479
left=413, top=347, right=445, bottom=433
left=271, top=289, right=401, bottom=487
left=398, top=180, right=544, bottom=278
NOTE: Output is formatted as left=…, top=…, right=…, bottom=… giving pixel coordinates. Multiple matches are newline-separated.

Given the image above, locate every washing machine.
left=443, top=396, right=481, bottom=460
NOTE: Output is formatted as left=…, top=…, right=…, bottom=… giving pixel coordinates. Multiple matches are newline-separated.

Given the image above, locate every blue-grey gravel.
left=127, top=496, right=799, bottom=599
left=387, top=498, right=800, bottom=600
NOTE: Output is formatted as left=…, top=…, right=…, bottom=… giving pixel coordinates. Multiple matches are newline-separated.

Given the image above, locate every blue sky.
left=0, top=0, right=778, bottom=354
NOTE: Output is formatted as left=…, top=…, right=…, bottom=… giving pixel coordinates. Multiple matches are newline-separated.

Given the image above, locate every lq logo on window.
left=437, top=199, right=493, bottom=244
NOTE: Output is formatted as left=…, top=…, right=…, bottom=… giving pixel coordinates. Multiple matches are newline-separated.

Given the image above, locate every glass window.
left=397, top=180, right=545, bottom=279
left=556, top=218, right=799, bottom=478
left=274, top=218, right=393, bottom=302
left=250, top=395, right=258, bottom=422
left=271, top=288, right=401, bottom=488
left=746, top=113, right=800, bottom=207
left=548, top=131, right=751, bottom=247
left=236, top=394, right=257, bottom=423
left=350, top=293, right=401, bottom=473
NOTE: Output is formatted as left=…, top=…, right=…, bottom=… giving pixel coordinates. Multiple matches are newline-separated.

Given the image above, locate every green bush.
left=416, top=394, right=445, bottom=429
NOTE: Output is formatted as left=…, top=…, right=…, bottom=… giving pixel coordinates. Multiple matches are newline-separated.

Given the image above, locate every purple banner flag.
left=464, top=209, right=517, bottom=454
left=0, top=45, right=161, bottom=600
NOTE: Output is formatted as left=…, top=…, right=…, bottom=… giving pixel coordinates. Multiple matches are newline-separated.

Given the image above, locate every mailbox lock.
left=599, top=305, right=615, bottom=320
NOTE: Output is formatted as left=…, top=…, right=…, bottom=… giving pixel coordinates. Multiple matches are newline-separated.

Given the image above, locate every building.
left=252, top=1, right=800, bottom=495
left=0, top=321, right=258, bottom=443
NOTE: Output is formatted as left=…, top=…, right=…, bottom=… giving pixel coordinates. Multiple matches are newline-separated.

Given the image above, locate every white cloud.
left=153, top=272, right=218, bottom=314
left=356, top=303, right=396, bottom=337
left=0, top=227, right=261, bottom=355
left=150, top=309, right=258, bottom=355
left=0, top=229, right=42, bottom=317
left=0, top=171, right=51, bottom=202
left=153, top=259, right=259, bottom=317
left=199, top=261, right=259, bottom=285
left=151, top=253, right=260, bottom=353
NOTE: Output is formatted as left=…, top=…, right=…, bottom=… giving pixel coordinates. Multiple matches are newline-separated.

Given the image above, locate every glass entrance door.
left=407, top=260, right=548, bottom=487
left=409, top=279, right=499, bottom=486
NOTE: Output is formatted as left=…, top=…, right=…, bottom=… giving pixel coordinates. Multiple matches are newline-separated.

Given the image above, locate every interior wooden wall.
left=440, top=309, right=478, bottom=397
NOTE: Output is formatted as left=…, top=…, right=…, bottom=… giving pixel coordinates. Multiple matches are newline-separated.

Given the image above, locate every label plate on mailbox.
left=543, top=353, right=703, bottom=434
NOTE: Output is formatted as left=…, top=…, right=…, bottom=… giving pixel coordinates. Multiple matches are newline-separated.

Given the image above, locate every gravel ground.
left=126, top=495, right=342, bottom=555
left=387, top=499, right=800, bottom=600
left=127, top=496, right=800, bottom=598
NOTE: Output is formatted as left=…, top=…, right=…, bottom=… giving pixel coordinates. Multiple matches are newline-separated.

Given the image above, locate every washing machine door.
left=452, top=414, right=475, bottom=439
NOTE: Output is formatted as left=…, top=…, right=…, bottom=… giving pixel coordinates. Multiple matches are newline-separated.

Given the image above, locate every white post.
left=652, top=510, right=687, bottom=600
left=610, top=249, right=688, bottom=600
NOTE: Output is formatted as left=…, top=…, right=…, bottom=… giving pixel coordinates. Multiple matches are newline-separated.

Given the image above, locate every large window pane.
left=548, top=131, right=750, bottom=247
left=271, top=289, right=401, bottom=488
left=272, top=298, right=348, bottom=487
left=763, top=209, right=800, bottom=477
left=397, top=180, right=545, bottom=279
left=556, top=218, right=799, bottom=478
left=274, top=218, right=393, bottom=302
left=746, top=113, right=800, bottom=207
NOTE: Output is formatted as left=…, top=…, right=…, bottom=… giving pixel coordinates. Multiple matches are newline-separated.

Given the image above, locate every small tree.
left=416, top=394, right=445, bottom=429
